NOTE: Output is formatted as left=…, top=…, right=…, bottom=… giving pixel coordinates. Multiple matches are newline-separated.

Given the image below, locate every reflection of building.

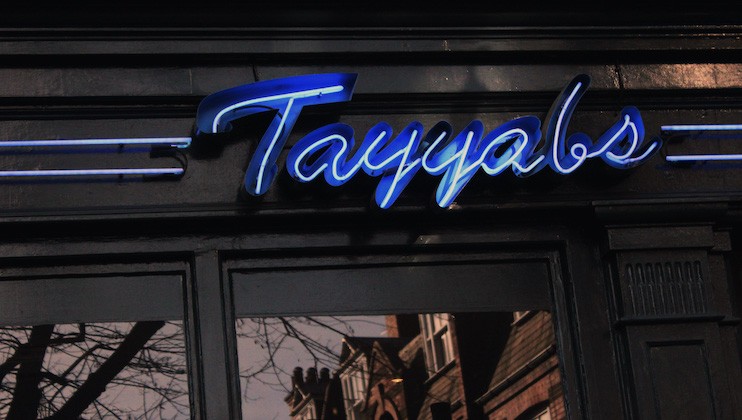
left=477, top=312, right=565, bottom=420
left=337, top=336, right=422, bottom=420
left=285, top=367, right=345, bottom=420
left=287, top=311, right=565, bottom=420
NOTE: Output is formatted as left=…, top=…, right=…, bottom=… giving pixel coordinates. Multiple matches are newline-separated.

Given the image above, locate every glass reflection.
left=236, top=316, right=387, bottom=419
left=0, top=321, right=189, bottom=419
left=237, top=312, right=566, bottom=420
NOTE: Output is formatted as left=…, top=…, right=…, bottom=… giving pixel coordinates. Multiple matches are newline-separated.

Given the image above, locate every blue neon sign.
left=661, top=124, right=742, bottom=162
left=22, top=73, right=742, bottom=208
left=0, top=137, right=190, bottom=178
left=196, top=73, right=357, bottom=195
left=196, top=73, right=662, bottom=208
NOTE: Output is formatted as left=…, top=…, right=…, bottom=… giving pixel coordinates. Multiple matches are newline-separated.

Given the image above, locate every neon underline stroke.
left=661, top=125, right=742, bottom=132
left=0, top=137, right=193, bottom=149
left=0, top=168, right=184, bottom=177
left=666, top=154, right=742, bottom=162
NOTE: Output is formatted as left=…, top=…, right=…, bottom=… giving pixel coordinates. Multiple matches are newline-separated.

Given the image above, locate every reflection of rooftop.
left=486, top=311, right=555, bottom=394
left=339, top=336, right=412, bottom=372
left=285, top=367, right=345, bottom=420
left=286, top=312, right=566, bottom=420
left=478, top=311, right=565, bottom=419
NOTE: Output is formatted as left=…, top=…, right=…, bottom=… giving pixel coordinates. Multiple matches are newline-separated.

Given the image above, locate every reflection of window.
left=513, top=310, right=530, bottom=324
left=419, top=313, right=454, bottom=374
left=531, top=408, right=551, bottom=420
left=297, top=402, right=316, bottom=420
left=340, top=356, right=367, bottom=420
left=516, top=404, right=551, bottom=420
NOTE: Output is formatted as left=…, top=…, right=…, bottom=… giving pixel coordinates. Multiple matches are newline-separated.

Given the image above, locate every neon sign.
left=196, top=73, right=661, bottom=208
left=10, top=73, right=742, bottom=209
left=0, top=137, right=190, bottom=178
left=662, top=124, right=742, bottom=162
left=196, top=73, right=357, bottom=195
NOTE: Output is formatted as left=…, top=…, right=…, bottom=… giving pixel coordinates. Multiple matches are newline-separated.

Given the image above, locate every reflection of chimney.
left=319, top=367, right=331, bottom=383
left=306, top=367, right=318, bottom=385
left=385, top=314, right=421, bottom=337
left=293, top=367, right=305, bottom=388
left=430, top=402, right=452, bottom=420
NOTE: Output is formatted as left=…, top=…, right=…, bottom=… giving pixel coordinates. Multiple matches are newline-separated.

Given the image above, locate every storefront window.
left=235, top=316, right=383, bottom=420
left=228, top=244, right=569, bottom=419
left=236, top=312, right=566, bottom=420
left=0, top=321, right=189, bottom=419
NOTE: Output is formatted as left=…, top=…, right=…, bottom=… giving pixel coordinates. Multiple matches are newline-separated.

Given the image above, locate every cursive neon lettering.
left=196, top=73, right=358, bottom=195
left=198, top=73, right=662, bottom=208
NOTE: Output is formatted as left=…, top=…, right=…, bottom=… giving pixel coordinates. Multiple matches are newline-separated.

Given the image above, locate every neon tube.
left=0, top=168, right=184, bottom=177
left=195, top=73, right=358, bottom=196
left=282, top=74, right=660, bottom=208
left=661, top=125, right=742, bottom=132
left=0, top=137, right=192, bottom=149
left=666, top=154, right=742, bottom=162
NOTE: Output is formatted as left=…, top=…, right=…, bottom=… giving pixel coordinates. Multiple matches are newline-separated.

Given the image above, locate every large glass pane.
left=236, top=316, right=384, bottom=419
left=236, top=311, right=567, bottom=420
left=0, top=321, right=189, bottom=419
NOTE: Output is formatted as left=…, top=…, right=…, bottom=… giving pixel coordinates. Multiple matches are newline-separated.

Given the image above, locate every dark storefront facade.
left=0, top=4, right=741, bottom=419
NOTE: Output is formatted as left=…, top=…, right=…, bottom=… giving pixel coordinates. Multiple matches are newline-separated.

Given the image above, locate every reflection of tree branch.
left=0, top=329, right=34, bottom=384
left=46, top=321, right=164, bottom=420
left=305, top=316, right=352, bottom=337
left=235, top=316, right=392, bottom=400
left=7, top=324, right=54, bottom=420
left=1, top=321, right=189, bottom=418
left=281, top=318, right=339, bottom=364
left=60, top=343, right=104, bottom=379
left=92, top=398, right=120, bottom=419
left=40, top=371, right=70, bottom=387
left=48, top=323, right=86, bottom=346
left=264, top=319, right=288, bottom=393
left=0, top=353, right=20, bottom=384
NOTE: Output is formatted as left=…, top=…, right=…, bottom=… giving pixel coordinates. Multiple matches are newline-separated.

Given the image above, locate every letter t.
left=195, top=73, right=357, bottom=195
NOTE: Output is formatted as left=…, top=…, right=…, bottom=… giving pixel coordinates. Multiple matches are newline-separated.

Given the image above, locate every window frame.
left=339, top=354, right=368, bottom=420
left=419, top=313, right=455, bottom=374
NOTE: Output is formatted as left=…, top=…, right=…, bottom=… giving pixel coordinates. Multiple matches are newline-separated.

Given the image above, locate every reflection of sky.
left=237, top=316, right=387, bottom=420
left=0, top=322, right=189, bottom=419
